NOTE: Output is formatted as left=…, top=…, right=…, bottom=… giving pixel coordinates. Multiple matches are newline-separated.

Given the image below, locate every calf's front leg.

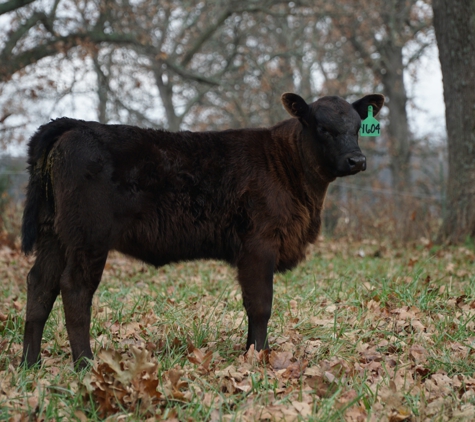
left=237, top=250, right=275, bottom=350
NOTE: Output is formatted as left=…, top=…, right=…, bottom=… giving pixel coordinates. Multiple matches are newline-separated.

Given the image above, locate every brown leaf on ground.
left=336, top=389, right=358, bottom=409
left=281, top=359, right=308, bottom=379
left=388, top=408, right=413, bottom=422
left=409, top=344, right=428, bottom=363
left=162, top=368, right=190, bottom=400
left=252, top=404, right=300, bottom=421
left=292, top=400, right=312, bottom=417
left=82, top=346, right=162, bottom=417
left=377, top=385, right=412, bottom=422
left=74, top=410, right=88, bottom=422
left=345, top=405, right=367, bottom=422
left=242, top=345, right=269, bottom=365
left=269, top=350, right=293, bottom=370
left=305, top=374, right=338, bottom=398
left=187, top=343, right=214, bottom=373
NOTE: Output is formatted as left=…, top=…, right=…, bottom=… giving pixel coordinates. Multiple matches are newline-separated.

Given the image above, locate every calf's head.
left=282, top=93, right=384, bottom=179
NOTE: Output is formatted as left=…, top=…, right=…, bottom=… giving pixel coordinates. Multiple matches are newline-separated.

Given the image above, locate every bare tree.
left=1, top=0, right=433, bottom=170
left=433, top=0, right=475, bottom=243
left=75, top=0, right=317, bottom=132
left=0, top=0, right=138, bottom=83
left=0, top=0, right=144, bottom=144
left=325, top=0, right=433, bottom=192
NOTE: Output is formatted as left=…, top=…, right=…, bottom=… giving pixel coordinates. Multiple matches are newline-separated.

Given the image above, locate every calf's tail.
left=21, top=118, right=80, bottom=254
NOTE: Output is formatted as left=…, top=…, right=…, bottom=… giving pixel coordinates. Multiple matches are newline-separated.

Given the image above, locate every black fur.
left=20, top=94, right=384, bottom=369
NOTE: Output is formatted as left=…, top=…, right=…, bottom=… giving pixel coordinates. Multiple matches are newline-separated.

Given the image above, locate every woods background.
left=0, top=0, right=473, bottom=244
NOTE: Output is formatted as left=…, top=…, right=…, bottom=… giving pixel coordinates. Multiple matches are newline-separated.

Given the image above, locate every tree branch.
left=112, top=96, right=161, bottom=128
left=405, top=41, right=432, bottom=66
left=0, top=0, right=36, bottom=16
left=0, top=31, right=141, bottom=82
left=180, top=8, right=233, bottom=67
left=0, top=12, right=47, bottom=59
left=178, top=89, right=209, bottom=121
left=163, top=59, right=220, bottom=86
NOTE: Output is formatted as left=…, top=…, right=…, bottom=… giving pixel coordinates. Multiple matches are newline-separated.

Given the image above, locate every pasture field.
left=1, top=238, right=475, bottom=421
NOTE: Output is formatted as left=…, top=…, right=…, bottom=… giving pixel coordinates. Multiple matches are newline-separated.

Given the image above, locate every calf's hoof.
left=74, top=356, right=93, bottom=371
left=20, top=353, right=41, bottom=369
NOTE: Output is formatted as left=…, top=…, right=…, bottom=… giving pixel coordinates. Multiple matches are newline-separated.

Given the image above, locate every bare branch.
left=405, top=41, right=432, bottom=66
left=180, top=8, right=233, bottom=67
left=112, top=96, right=162, bottom=128
left=0, top=12, right=47, bottom=59
left=0, top=31, right=141, bottom=82
left=178, top=89, right=209, bottom=121
left=0, top=0, right=36, bottom=16
left=163, top=59, right=220, bottom=86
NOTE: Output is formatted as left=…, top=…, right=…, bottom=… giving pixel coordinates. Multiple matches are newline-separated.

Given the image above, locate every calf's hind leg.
left=238, top=249, right=275, bottom=351
left=59, top=250, right=108, bottom=369
left=22, top=234, right=65, bottom=367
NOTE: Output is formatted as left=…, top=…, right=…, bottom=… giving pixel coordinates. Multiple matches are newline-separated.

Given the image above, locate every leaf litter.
left=1, top=239, right=475, bottom=420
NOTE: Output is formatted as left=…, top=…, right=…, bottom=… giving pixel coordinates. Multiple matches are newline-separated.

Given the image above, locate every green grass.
left=1, top=239, right=475, bottom=420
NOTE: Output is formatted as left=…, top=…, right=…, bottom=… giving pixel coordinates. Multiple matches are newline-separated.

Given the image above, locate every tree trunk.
left=433, top=0, right=475, bottom=243
left=153, top=66, right=182, bottom=131
left=381, top=43, right=411, bottom=192
left=93, top=53, right=109, bottom=124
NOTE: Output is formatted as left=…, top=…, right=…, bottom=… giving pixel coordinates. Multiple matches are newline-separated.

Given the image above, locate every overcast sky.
left=407, top=44, right=446, bottom=141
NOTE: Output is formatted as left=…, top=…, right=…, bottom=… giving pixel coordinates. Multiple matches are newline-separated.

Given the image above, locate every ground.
left=1, top=238, right=474, bottom=421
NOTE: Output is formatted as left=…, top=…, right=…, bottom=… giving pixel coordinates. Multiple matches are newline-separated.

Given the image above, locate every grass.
left=1, top=238, right=475, bottom=421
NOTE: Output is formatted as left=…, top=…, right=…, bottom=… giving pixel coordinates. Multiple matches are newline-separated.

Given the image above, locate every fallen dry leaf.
left=269, top=350, right=293, bottom=370
left=281, top=359, right=308, bottom=379
left=345, top=405, right=367, bottom=422
left=82, top=346, right=162, bottom=417
left=292, top=400, right=312, bottom=417
left=187, top=342, right=214, bottom=373
left=409, top=344, right=428, bottom=363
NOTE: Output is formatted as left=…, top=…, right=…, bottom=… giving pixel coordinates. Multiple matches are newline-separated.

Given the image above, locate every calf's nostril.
left=346, top=156, right=366, bottom=171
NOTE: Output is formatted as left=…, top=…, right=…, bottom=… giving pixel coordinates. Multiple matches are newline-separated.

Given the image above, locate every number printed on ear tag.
left=360, top=105, right=381, bottom=137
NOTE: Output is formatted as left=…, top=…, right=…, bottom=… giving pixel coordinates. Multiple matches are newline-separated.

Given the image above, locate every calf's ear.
left=281, top=93, right=310, bottom=121
left=352, top=94, right=385, bottom=119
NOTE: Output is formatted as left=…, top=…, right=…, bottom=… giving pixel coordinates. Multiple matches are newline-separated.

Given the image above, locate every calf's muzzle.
left=337, top=152, right=366, bottom=176
left=347, top=154, right=366, bottom=172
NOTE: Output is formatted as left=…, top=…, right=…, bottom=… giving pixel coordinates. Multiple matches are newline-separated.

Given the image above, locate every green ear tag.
left=359, top=105, right=380, bottom=137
